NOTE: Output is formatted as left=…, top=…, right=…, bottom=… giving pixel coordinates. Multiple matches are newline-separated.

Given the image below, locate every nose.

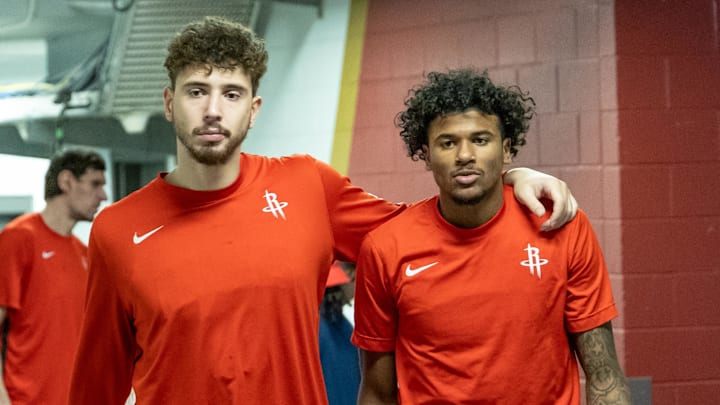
left=204, top=93, right=222, bottom=121
left=455, top=140, right=475, bottom=164
left=99, top=188, right=108, bottom=202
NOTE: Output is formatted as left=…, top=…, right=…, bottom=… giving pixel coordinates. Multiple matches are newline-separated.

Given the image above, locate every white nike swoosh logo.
left=133, top=225, right=164, bottom=245
left=42, top=251, right=55, bottom=259
left=405, top=261, right=439, bottom=277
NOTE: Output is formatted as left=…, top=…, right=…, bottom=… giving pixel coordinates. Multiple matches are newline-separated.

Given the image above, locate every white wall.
left=0, top=154, right=48, bottom=213
left=244, top=0, right=350, bottom=163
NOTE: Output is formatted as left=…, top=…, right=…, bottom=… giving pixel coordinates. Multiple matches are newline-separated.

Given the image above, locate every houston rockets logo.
left=520, top=243, right=548, bottom=279
left=262, top=189, right=288, bottom=220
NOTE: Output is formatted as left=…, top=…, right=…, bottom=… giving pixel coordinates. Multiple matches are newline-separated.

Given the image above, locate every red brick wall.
left=349, top=0, right=720, bottom=403
left=615, top=1, right=720, bottom=404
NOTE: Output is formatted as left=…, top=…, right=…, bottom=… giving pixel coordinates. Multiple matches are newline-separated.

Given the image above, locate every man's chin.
left=74, top=214, right=94, bottom=222
left=450, top=189, right=485, bottom=206
left=451, top=196, right=484, bottom=206
left=190, top=144, right=238, bottom=165
left=191, top=152, right=233, bottom=165
left=189, top=134, right=245, bottom=164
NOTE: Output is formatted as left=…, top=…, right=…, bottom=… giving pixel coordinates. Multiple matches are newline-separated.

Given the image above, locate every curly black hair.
left=164, top=16, right=268, bottom=95
left=396, top=68, right=535, bottom=161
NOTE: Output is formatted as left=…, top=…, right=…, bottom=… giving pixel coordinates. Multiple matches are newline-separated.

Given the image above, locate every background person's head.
left=164, top=16, right=268, bottom=96
left=321, top=262, right=355, bottom=324
left=396, top=68, right=535, bottom=163
left=44, top=149, right=107, bottom=221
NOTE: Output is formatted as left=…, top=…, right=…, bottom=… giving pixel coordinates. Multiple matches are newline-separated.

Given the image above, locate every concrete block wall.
left=614, top=1, right=720, bottom=404
left=347, top=0, right=720, bottom=403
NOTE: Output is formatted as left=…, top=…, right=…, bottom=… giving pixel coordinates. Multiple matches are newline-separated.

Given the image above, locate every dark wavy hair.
left=164, top=16, right=268, bottom=95
left=397, top=68, right=535, bottom=161
left=45, top=149, right=106, bottom=200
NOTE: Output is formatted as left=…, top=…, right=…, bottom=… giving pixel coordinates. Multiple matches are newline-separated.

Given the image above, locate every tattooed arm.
left=571, top=321, right=632, bottom=404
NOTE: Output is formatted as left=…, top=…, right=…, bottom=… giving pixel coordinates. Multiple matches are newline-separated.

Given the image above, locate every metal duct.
left=99, top=0, right=257, bottom=116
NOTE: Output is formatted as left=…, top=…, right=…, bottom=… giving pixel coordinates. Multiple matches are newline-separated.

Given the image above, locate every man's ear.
left=503, top=138, right=513, bottom=164
left=57, top=170, right=74, bottom=193
left=249, top=96, right=262, bottom=129
left=422, top=145, right=431, bottom=169
left=163, top=87, right=174, bottom=121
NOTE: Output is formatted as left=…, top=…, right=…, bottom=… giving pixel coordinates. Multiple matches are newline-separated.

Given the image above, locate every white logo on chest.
left=262, top=189, right=288, bottom=219
left=133, top=225, right=164, bottom=245
left=405, top=261, right=439, bottom=277
left=520, top=243, right=548, bottom=279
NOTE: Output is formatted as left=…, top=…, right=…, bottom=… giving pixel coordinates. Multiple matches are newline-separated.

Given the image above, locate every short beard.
left=177, top=126, right=247, bottom=165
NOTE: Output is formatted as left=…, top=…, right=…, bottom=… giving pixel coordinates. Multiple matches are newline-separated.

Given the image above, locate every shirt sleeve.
left=564, top=211, right=618, bottom=333
left=311, top=157, right=406, bottom=263
left=351, top=234, right=398, bottom=353
left=69, top=222, right=136, bottom=404
left=0, top=226, right=33, bottom=310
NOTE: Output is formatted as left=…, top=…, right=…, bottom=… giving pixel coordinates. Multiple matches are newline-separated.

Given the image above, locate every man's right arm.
left=0, top=308, right=11, bottom=405
left=571, top=322, right=631, bottom=404
left=358, top=350, right=397, bottom=405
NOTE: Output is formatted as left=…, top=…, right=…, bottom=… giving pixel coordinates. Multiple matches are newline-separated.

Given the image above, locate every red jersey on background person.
left=0, top=149, right=106, bottom=405
left=68, top=17, right=579, bottom=404
left=352, top=69, right=632, bottom=404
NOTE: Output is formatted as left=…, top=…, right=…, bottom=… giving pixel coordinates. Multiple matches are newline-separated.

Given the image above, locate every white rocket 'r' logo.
left=262, top=189, right=288, bottom=219
left=520, top=243, right=548, bottom=279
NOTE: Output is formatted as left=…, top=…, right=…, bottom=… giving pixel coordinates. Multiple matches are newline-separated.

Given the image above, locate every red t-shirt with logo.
left=69, top=153, right=403, bottom=404
left=0, top=213, right=88, bottom=405
left=352, top=185, right=617, bottom=404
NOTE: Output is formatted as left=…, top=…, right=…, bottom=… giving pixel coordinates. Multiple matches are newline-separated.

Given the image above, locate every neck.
left=166, top=151, right=242, bottom=191
left=438, top=183, right=505, bottom=229
left=41, top=201, right=77, bottom=236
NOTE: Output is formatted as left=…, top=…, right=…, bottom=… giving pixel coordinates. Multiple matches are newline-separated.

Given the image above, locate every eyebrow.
left=435, top=130, right=496, bottom=138
left=180, top=81, right=249, bottom=92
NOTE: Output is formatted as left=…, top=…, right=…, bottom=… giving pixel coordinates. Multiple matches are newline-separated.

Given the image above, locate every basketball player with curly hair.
left=352, top=69, right=631, bottom=404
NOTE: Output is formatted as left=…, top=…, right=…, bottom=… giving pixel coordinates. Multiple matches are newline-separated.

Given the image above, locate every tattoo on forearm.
left=574, top=322, right=633, bottom=405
